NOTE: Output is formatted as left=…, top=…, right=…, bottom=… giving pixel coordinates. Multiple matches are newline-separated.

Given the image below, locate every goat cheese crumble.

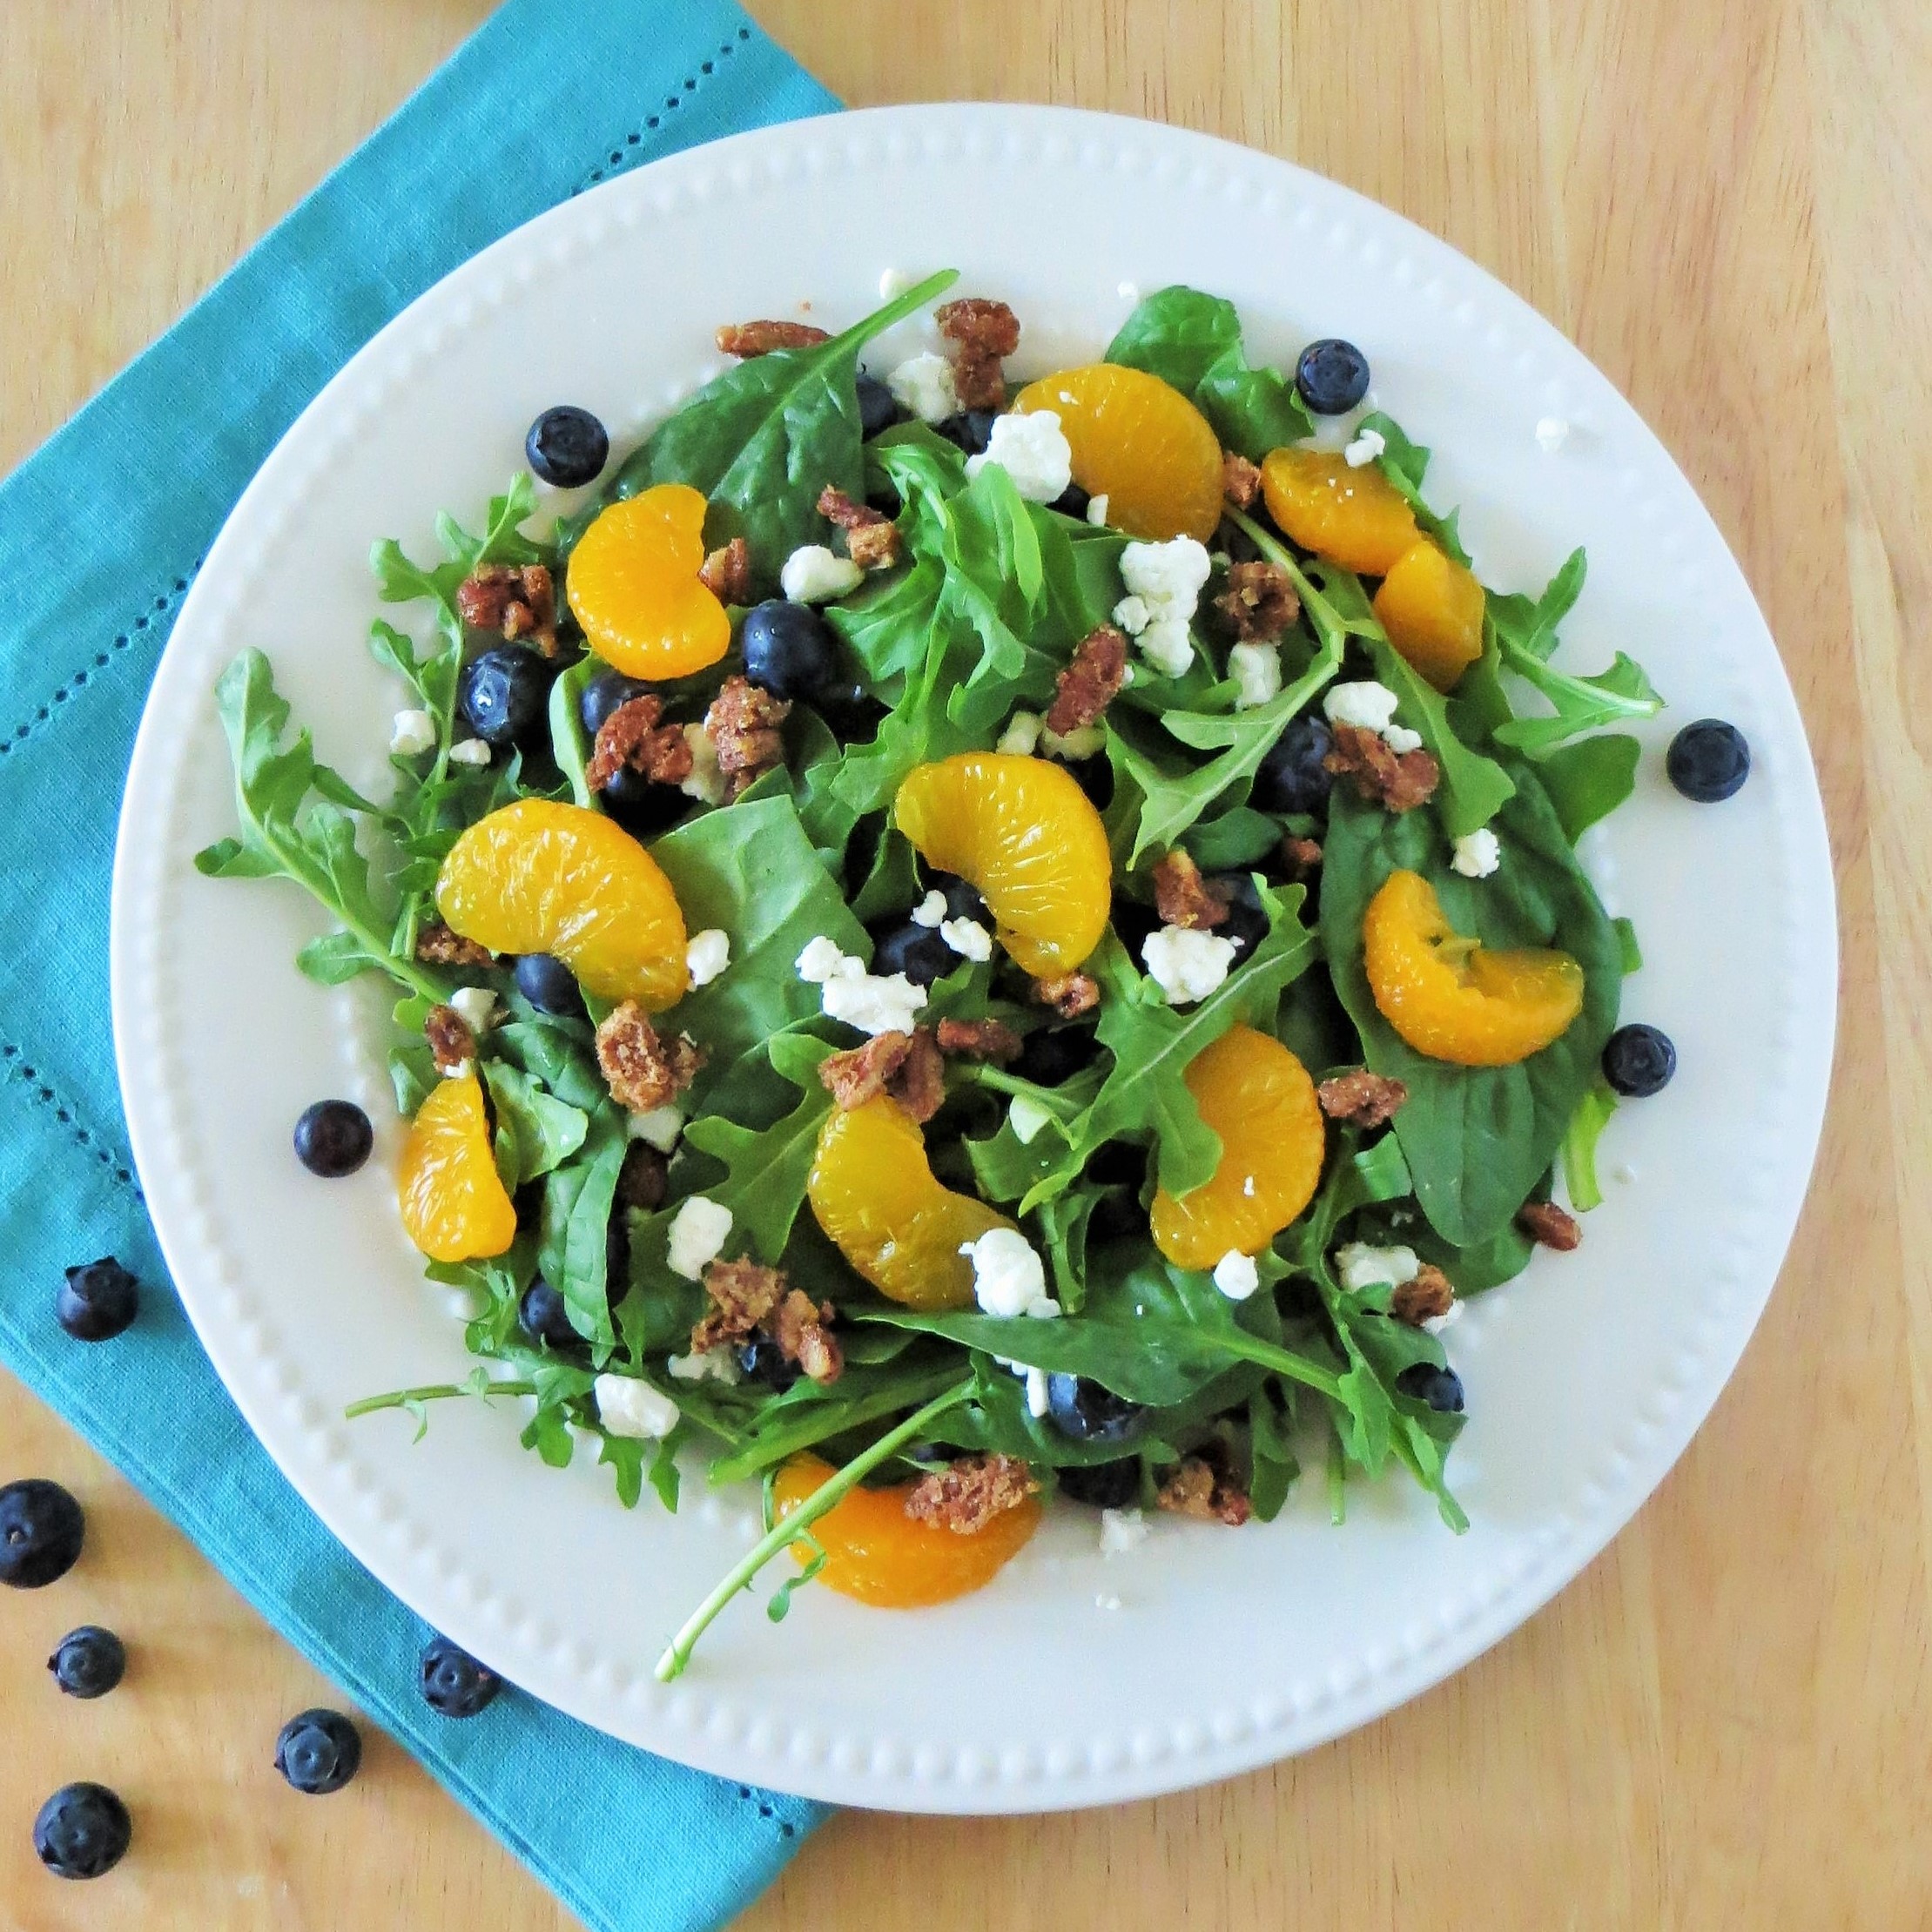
left=1535, top=415, right=1571, bottom=453
left=1114, top=536, right=1212, bottom=679
left=911, top=889, right=948, bottom=927
left=448, top=737, right=492, bottom=767
left=1451, top=829, right=1501, bottom=878
left=1229, top=641, right=1282, bottom=710
left=685, top=927, right=730, bottom=988
left=886, top=351, right=959, bottom=424
left=1100, top=1507, right=1149, bottom=1557
left=1343, top=427, right=1387, bottom=468
left=795, top=936, right=927, bottom=1036
left=939, top=917, right=993, bottom=962
left=959, top=1227, right=1056, bottom=1319
left=594, top=1375, right=680, bottom=1439
left=667, top=1348, right=743, bottom=1386
left=996, top=710, right=1043, bottom=756
left=780, top=544, right=864, bottom=604
left=448, top=986, right=497, bottom=1034
left=1323, top=679, right=1423, bottom=755
left=1334, top=1241, right=1420, bottom=1294
left=627, top=1105, right=683, bottom=1153
left=390, top=709, right=435, bottom=757
left=966, top=409, right=1074, bottom=503
left=1040, top=721, right=1106, bottom=760
left=1087, top=492, right=1110, bottom=526
left=1141, top=925, right=1237, bottom=1005
left=665, top=1195, right=732, bottom=1281
left=1212, top=1250, right=1260, bottom=1301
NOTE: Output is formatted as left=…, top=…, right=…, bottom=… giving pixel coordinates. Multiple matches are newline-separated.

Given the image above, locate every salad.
left=199, top=266, right=1713, bottom=1679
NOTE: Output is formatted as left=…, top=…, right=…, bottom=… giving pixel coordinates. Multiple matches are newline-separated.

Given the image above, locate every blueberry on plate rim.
left=419, top=1636, right=504, bottom=1719
left=1295, top=337, right=1371, bottom=415
left=57, top=1257, right=139, bottom=1342
left=33, top=1782, right=131, bottom=1880
left=1666, top=717, right=1750, bottom=802
left=1602, top=1022, right=1677, bottom=1097
left=49, top=1626, right=126, bottom=1700
left=0, top=1478, right=85, bottom=1589
left=274, top=1708, right=363, bottom=1794
left=293, top=1100, right=374, bottom=1178
left=524, top=406, right=609, bottom=489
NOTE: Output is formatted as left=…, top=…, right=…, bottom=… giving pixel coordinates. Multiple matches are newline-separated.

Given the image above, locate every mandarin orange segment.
left=893, top=753, right=1111, bottom=977
left=1363, top=869, right=1585, bottom=1067
left=434, top=798, right=688, bottom=1008
left=564, top=483, right=730, bottom=679
left=1150, top=1027, right=1326, bottom=1270
left=771, top=1455, right=1040, bottom=1608
left=807, top=1097, right=1008, bottom=1310
left=1013, top=365, right=1223, bottom=542
left=398, top=1073, right=518, bottom=1264
left=1260, top=448, right=1420, bottom=576
left=1372, top=540, right=1486, bottom=691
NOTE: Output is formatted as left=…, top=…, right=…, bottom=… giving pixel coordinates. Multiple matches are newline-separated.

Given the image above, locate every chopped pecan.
left=1032, top=971, right=1100, bottom=1019
left=1316, top=1068, right=1409, bottom=1129
left=1045, top=624, right=1129, bottom=736
left=816, top=484, right=902, bottom=571
left=615, top=1141, right=669, bottom=1214
left=768, top=1288, right=843, bottom=1385
left=1323, top=722, right=1441, bottom=813
left=1156, top=1449, right=1252, bottom=1526
left=1390, top=1263, right=1455, bottom=1326
left=1279, top=834, right=1324, bottom=881
left=414, top=919, right=494, bottom=969
left=586, top=693, right=695, bottom=792
left=690, top=1257, right=788, bottom=1351
left=703, top=674, right=791, bottom=800
left=890, top=1027, right=946, bottom=1124
left=424, top=1004, right=476, bottom=1075
left=456, top=563, right=558, bottom=656
left=715, top=319, right=831, bottom=357
left=936, top=297, right=1020, bottom=411
left=594, top=1001, right=705, bottom=1113
left=1214, top=561, right=1299, bottom=643
left=818, top=1027, right=945, bottom=1122
left=1222, top=451, right=1262, bottom=508
left=904, top=1452, right=1038, bottom=1535
left=935, top=1017, right=1024, bottom=1064
left=1518, top=1200, right=1582, bottom=1251
left=1151, top=849, right=1233, bottom=931
left=698, top=536, right=753, bottom=604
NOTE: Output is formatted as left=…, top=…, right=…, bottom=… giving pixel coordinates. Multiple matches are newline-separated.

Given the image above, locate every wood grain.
left=2, top=1, right=1925, bottom=1925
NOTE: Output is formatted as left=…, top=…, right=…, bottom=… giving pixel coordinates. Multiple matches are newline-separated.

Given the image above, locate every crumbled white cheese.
left=911, top=889, right=949, bottom=928
left=997, top=710, right=1043, bottom=756
left=1212, top=1250, right=1260, bottom=1301
left=1382, top=724, right=1424, bottom=755
left=440, top=1057, right=473, bottom=1082
left=878, top=266, right=918, bottom=300
left=1112, top=593, right=1151, bottom=636
left=795, top=935, right=928, bottom=1035
left=667, top=1348, right=743, bottom=1386
left=448, top=737, right=493, bottom=768
left=1008, top=1095, right=1054, bottom=1145
left=966, top=409, right=1074, bottom=504
left=1423, top=1302, right=1464, bottom=1337
left=685, top=927, right=730, bottom=987
left=679, top=722, right=726, bottom=804
left=1024, top=1366, right=1051, bottom=1419
left=1118, top=280, right=1141, bottom=304
left=1451, top=829, right=1501, bottom=878
left=794, top=936, right=847, bottom=983
left=780, top=543, right=864, bottom=604
left=1096, top=1592, right=1123, bottom=1612
left=1343, top=427, right=1387, bottom=468
left=449, top=987, right=497, bottom=1037
left=939, top=917, right=993, bottom=962
left=1334, top=1241, right=1421, bottom=1294
left=1134, top=617, right=1195, bottom=678
left=594, top=1374, right=680, bottom=1439
left=1114, top=535, right=1212, bottom=679
left=627, top=1105, right=683, bottom=1152
left=1141, top=925, right=1237, bottom=1005
left=959, top=1226, right=1055, bottom=1319
left=1040, top=721, right=1107, bottom=760
left=390, top=708, right=436, bottom=757
left=1535, top=415, right=1571, bottom=453
left=1229, top=641, right=1282, bottom=710
left=1101, top=1507, right=1149, bottom=1557
left=1087, top=493, right=1110, bottom=527
left=1323, top=680, right=1402, bottom=734
left=665, top=1195, right=732, bottom=1281
left=886, top=351, right=959, bottom=424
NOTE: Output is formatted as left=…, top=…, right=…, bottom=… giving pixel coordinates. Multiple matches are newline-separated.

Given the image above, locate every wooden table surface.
left=3, top=1, right=1926, bottom=1924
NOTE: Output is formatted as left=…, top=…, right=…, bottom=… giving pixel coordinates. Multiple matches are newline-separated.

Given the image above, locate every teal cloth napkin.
left=0, top=3, right=838, bottom=1926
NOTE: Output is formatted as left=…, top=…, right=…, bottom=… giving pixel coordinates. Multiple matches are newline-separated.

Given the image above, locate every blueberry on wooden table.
left=458, top=644, right=553, bottom=748
left=419, top=1637, right=503, bottom=1719
left=524, top=406, right=609, bottom=489
left=871, top=921, right=953, bottom=986
left=855, top=372, right=901, bottom=439
left=49, top=1626, right=125, bottom=1700
left=577, top=668, right=652, bottom=738
left=33, top=1782, right=131, bottom=1880
left=0, top=1478, right=84, bottom=1588
left=1056, top=1461, right=1141, bottom=1510
left=1397, top=1363, right=1465, bottom=1414
left=741, top=599, right=836, bottom=703
left=273, top=1709, right=362, bottom=1794
left=1666, top=718, right=1750, bottom=802
left=1252, top=715, right=1335, bottom=815
left=1603, top=1022, right=1678, bottom=1097
left=1047, top=1375, right=1148, bottom=1446
left=57, top=1258, right=139, bottom=1341
left=517, top=1280, right=582, bottom=1350
left=1295, top=338, right=1372, bottom=415
left=513, top=953, right=585, bottom=1019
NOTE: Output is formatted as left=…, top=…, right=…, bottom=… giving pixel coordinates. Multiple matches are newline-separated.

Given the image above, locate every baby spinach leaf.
left=548, top=656, right=598, bottom=809
left=492, top=1012, right=606, bottom=1112
left=1182, top=805, right=1282, bottom=871
left=1532, top=732, right=1640, bottom=842
left=1352, top=412, right=1471, bottom=566
left=1248, top=1389, right=1300, bottom=1522
left=826, top=554, right=945, bottom=685
left=849, top=826, right=919, bottom=923
left=1560, top=1079, right=1619, bottom=1213
left=537, top=1112, right=628, bottom=1356
left=484, top=1061, right=590, bottom=1188
left=390, top=1041, right=436, bottom=1117
left=1614, top=916, right=1644, bottom=975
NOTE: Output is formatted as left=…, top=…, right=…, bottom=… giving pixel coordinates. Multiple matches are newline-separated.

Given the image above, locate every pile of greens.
left=198, top=271, right=1660, bottom=1675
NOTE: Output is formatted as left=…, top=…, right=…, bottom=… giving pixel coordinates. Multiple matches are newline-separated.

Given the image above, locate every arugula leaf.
left=1561, top=1079, right=1619, bottom=1213
left=849, top=826, right=919, bottom=924
left=1614, top=916, right=1644, bottom=975
left=1532, top=732, right=1641, bottom=842
left=704, top=1355, right=964, bottom=1484
left=484, top=1061, right=590, bottom=1188
left=1486, top=547, right=1587, bottom=662
left=1248, top=1389, right=1300, bottom=1522
left=1352, top=412, right=1471, bottom=565
left=826, top=554, right=945, bottom=685
left=1366, top=632, right=1517, bottom=838
left=1183, top=805, right=1282, bottom=871
left=549, top=656, right=598, bottom=809
left=434, top=475, right=548, bottom=574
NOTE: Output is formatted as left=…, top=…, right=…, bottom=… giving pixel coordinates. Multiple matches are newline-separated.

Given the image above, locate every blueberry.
left=0, top=1478, right=84, bottom=1588
left=458, top=644, right=552, bottom=749
left=1295, top=338, right=1371, bottom=415
left=1050, top=481, right=1092, bottom=520
left=855, top=373, right=901, bottom=439
left=57, top=1258, right=138, bottom=1342
left=1603, top=1022, right=1677, bottom=1097
left=818, top=678, right=889, bottom=743
left=1066, top=753, right=1114, bottom=811
left=935, top=410, right=997, bottom=455
left=927, top=869, right=988, bottom=925
left=1110, top=896, right=1161, bottom=966
left=524, top=406, right=609, bottom=489
left=872, top=921, right=954, bottom=986
left=1666, top=718, right=1750, bottom=803
left=419, top=1636, right=503, bottom=1719
left=1056, top=1460, right=1141, bottom=1510
left=1252, top=714, right=1335, bottom=815
left=33, top=1782, right=131, bottom=1880
left=1013, top=1025, right=1099, bottom=1087
left=514, top=953, right=585, bottom=1019
left=1212, top=874, right=1269, bottom=956
left=1397, top=1363, right=1465, bottom=1414
left=49, top=1626, right=125, bottom=1700
left=741, top=599, right=837, bottom=703
left=1047, top=1374, right=1148, bottom=1445
left=517, top=1281, right=581, bottom=1350
left=602, top=765, right=688, bottom=837
left=274, top=1708, right=362, bottom=1795
left=293, top=1100, right=374, bottom=1178
left=578, top=669, right=651, bottom=739
left=737, top=1336, right=801, bottom=1391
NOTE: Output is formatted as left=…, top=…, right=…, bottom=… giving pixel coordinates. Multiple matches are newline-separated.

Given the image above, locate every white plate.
left=111, top=104, right=1836, bottom=1814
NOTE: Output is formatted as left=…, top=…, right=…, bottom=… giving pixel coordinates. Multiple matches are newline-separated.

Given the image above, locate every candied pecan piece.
left=703, top=674, right=791, bottom=800
left=690, top=1257, right=788, bottom=1352
left=1151, top=849, right=1233, bottom=932
left=414, top=919, right=494, bottom=969
left=595, top=1001, right=704, bottom=1114
left=1222, top=451, right=1262, bottom=508
left=1323, top=721, right=1441, bottom=812
left=698, top=536, right=753, bottom=604
left=715, top=319, right=831, bottom=357
left=1045, top=624, right=1129, bottom=736
left=768, top=1288, right=843, bottom=1385
left=1279, top=834, right=1324, bottom=882
left=586, top=693, right=695, bottom=792
left=615, top=1141, right=669, bottom=1214
left=1316, top=1068, right=1409, bottom=1129
left=1214, top=561, right=1299, bottom=643
left=888, top=1027, right=946, bottom=1124
left=936, top=298, right=1020, bottom=412
left=457, top=563, right=558, bottom=656
left=424, top=1004, right=476, bottom=1075
left=1390, top=1263, right=1455, bottom=1326
left=935, top=1017, right=1024, bottom=1064
left=1518, top=1200, right=1582, bottom=1251
left=817, top=484, right=902, bottom=571
left=904, top=1452, right=1038, bottom=1534
left=1155, top=1450, right=1253, bottom=1526
left=1032, top=971, right=1100, bottom=1019
left=820, top=1031, right=913, bottom=1109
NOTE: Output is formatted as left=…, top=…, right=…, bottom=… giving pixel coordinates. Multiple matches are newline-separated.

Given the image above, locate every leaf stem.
left=343, top=1378, right=535, bottom=1420
left=1208, top=1331, right=1344, bottom=1402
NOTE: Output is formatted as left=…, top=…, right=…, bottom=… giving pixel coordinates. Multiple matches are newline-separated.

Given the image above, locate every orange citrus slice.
left=398, top=1072, right=518, bottom=1263
left=1260, top=447, right=1419, bottom=575
left=565, top=483, right=730, bottom=678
